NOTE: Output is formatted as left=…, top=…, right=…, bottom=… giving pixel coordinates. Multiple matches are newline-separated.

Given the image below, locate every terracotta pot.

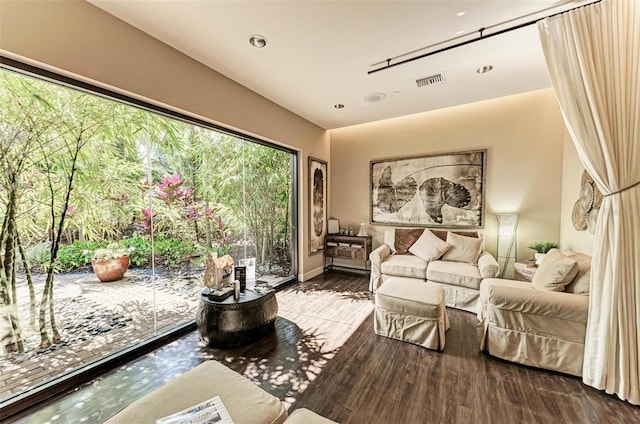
left=91, top=256, right=129, bottom=282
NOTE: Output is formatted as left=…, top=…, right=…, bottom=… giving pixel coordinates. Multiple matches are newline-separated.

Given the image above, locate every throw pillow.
left=441, top=231, right=483, bottom=264
left=564, top=251, right=591, bottom=295
left=394, top=229, right=425, bottom=255
left=408, top=229, right=451, bottom=262
left=431, top=230, right=479, bottom=242
left=531, top=249, right=579, bottom=292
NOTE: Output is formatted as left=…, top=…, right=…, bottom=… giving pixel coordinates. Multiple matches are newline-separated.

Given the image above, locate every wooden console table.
left=324, top=234, right=372, bottom=276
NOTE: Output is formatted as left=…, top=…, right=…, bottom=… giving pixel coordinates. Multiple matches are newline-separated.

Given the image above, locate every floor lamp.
left=496, top=214, right=519, bottom=279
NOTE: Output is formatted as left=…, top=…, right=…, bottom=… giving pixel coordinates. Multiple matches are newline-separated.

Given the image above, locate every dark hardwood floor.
left=8, top=272, right=640, bottom=423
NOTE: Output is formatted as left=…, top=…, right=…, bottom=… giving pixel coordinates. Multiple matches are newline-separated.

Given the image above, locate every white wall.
left=329, top=89, right=567, bottom=262
left=0, top=0, right=329, bottom=280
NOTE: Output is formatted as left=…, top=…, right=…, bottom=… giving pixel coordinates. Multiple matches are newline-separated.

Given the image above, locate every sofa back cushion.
left=564, top=252, right=591, bottom=295
left=531, top=249, right=579, bottom=292
left=431, top=230, right=479, bottom=241
left=394, top=228, right=425, bottom=254
left=408, top=229, right=451, bottom=262
left=441, top=232, right=483, bottom=264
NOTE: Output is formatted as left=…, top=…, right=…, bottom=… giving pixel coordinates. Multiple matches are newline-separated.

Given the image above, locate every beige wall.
left=560, top=132, right=595, bottom=255
left=0, top=0, right=329, bottom=280
left=329, top=89, right=566, bottom=262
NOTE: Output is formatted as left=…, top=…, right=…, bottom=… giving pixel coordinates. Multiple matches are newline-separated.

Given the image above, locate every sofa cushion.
left=531, top=249, right=579, bottom=292
left=384, top=229, right=397, bottom=253
left=564, top=251, right=591, bottom=295
left=427, top=260, right=483, bottom=290
left=431, top=230, right=479, bottom=241
left=394, top=228, right=424, bottom=254
left=408, top=229, right=451, bottom=262
left=441, top=232, right=483, bottom=264
left=103, top=360, right=287, bottom=424
left=381, top=254, right=428, bottom=279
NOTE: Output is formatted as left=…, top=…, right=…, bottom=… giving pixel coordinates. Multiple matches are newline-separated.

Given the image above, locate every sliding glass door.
left=0, top=65, right=297, bottom=406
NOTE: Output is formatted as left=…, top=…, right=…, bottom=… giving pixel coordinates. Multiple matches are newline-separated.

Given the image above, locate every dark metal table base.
left=196, top=289, right=278, bottom=349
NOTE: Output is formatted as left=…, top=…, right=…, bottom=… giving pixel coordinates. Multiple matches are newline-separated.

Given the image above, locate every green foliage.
left=121, top=235, right=151, bottom=267
left=55, top=240, right=103, bottom=272
left=154, top=237, right=199, bottom=268
left=23, top=241, right=52, bottom=272
left=528, top=241, right=561, bottom=254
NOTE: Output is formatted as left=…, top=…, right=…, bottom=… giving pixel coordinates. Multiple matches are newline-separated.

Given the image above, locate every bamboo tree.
left=15, top=234, right=36, bottom=329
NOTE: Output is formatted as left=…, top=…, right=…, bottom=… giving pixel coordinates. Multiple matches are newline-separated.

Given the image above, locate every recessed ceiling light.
left=363, top=92, right=387, bottom=105
left=249, top=34, right=267, bottom=48
left=455, top=30, right=465, bottom=36
left=476, top=65, right=494, bottom=74
left=334, top=104, right=345, bottom=109
left=456, top=11, right=466, bottom=17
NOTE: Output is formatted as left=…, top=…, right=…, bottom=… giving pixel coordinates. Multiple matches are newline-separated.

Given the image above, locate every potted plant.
left=528, top=241, right=560, bottom=265
left=91, top=242, right=134, bottom=282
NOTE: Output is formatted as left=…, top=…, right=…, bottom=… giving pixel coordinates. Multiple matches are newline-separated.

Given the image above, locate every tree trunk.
left=17, top=235, right=37, bottom=330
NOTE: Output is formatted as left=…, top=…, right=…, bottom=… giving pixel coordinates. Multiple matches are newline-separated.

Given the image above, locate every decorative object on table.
left=496, top=214, right=519, bottom=278
left=514, top=261, right=537, bottom=282
left=233, top=280, right=240, bottom=300
left=91, top=242, right=134, bottom=282
left=234, top=266, right=246, bottom=293
left=528, top=241, right=561, bottom=265
left=203, top=253, right=234, bottom=289
left=572, top=169, right=602, bottom=234
left=357, top=222, right=368, bottom=236
left=309, top=157, right=328, bottom=255
left=370, top=149, right=486, bottom=228
left=327, top=218, right=340, bottom=234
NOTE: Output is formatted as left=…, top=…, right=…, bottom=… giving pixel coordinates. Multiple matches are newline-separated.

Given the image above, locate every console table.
left=324, top=234, right=372, bottom=276
left=196, top=288, right=278, bottom=348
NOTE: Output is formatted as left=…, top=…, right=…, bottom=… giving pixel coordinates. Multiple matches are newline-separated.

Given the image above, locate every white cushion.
left=427, top=260, right=483, bottom=290
left=380, top=254, right=428, bottom=279
left=408, top=229, right=451, bottom=262
left=531, top=249, right=579, bottom=292
left=441, top=232, right=483, bottom=264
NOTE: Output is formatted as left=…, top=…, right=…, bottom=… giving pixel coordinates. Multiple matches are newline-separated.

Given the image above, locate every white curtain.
left=538, top=0, right=640, bottom=405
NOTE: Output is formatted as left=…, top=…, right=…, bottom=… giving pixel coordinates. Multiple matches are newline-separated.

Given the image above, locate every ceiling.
left=89, top=0, right=596, bottom=130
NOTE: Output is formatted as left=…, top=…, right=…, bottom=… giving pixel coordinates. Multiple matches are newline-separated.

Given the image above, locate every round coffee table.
left=196, top=288, right=278, bottom=348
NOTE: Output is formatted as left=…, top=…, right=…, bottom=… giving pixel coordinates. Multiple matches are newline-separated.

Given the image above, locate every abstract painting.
left=371, top=149, right=486, bottom=228
left=309, top=157, right=327, bottom=255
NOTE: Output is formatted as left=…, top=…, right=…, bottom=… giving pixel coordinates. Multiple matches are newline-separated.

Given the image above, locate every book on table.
left=156, top=395, right=235, bottom=424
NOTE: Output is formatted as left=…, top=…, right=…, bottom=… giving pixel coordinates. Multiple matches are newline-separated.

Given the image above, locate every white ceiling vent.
left=416, top=72, right=446, bottom=88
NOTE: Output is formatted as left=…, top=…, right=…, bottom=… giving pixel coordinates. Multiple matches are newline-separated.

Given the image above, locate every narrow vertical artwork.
left=309, top=157, right=327, bottom=255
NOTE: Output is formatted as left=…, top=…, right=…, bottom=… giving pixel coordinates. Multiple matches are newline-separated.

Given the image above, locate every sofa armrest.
left=369, top=244, right=391, bottom=266
left=481, top=279, right=589, bottom=322
left=478, top=251, right=500, bottom=278
left=368, top=245, right=391, bottom=292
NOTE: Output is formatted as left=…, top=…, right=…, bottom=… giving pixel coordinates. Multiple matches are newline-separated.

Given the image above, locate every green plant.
left=23, top=241, right=52, bottom=272
left=56, top=240, right=103, bottom=272
left=92, top=242, right=134, bottom=261
left=528, top=241, right=560, bottom=254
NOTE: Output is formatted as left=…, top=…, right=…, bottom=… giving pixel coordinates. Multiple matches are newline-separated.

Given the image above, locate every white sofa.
left=369, top=228, right=500, bottom=313
left=478, top=249, right=590, bottom=376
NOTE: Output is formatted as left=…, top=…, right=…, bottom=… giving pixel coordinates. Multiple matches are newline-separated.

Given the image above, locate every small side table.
left=514, top=262, right=537, bottom=282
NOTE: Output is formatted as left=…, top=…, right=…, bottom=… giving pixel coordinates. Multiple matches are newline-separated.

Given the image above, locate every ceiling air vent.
left=416, top=72, right=445, bottom=88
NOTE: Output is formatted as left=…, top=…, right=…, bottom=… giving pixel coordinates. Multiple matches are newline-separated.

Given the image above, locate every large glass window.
left=0, top=66, right=297, bottom=406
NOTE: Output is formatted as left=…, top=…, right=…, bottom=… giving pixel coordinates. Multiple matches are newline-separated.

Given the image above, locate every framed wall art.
left=370, top=149, right=486, bottom=228
left=309, top=157, right=328, bottom=255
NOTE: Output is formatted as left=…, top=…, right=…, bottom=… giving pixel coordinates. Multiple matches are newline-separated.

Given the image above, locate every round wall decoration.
left=572, top=201, right=587, bottom=230
left=579, top=183, right=594, bottom=212
left=581, top=169, right=594, bottom=186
